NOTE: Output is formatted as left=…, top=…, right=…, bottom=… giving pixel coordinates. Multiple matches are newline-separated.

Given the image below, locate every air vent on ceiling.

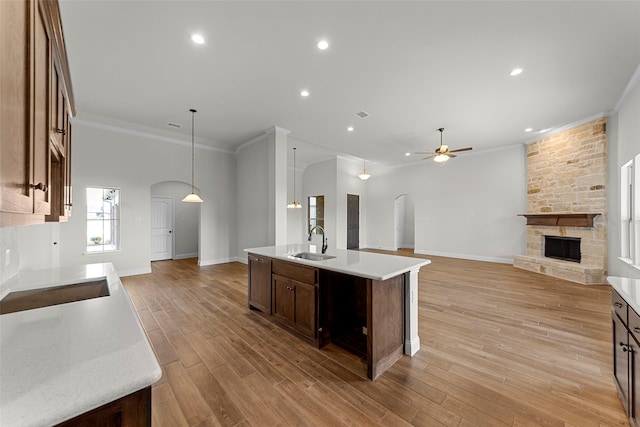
left=167, top=122, right=182, bottom=129
left=355, top=111, right=369, bottom=119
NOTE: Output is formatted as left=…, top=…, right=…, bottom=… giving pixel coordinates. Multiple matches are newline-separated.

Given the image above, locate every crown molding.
left=72, top=113, right=234, bottom=154
left=613, top=61, right=640, bottom=112
left=523, top=112, right=607, bottom=145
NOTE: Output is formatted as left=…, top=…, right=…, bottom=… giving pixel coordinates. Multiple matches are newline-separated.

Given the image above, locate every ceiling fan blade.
left=447, top=153, right=457, bottom=158
left=422, top=155, right=436, bottom=160
left=414, top=151, right=432, bottom=155
left=449, top=147, right=473, bottom=153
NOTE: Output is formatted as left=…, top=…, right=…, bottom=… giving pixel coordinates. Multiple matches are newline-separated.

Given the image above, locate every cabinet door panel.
left=631, top=334, right=640, bottom=426
left=614, top=314, right=630, bottom=413
left=0, top=0, right=33, bottom=215
left=293, top=280, right=316, bottom=338
left=248, top=255, right=271, bottom=313
left=272, top=275, right=294, bottom=326
left=33, top=2, right=51, bottom=215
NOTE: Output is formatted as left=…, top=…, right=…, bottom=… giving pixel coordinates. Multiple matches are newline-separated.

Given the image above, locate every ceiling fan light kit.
left=415, top=127, right=472, bottom=165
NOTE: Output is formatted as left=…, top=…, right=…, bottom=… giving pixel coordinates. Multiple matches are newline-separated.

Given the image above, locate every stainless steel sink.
left=0, top=279, right=110, bottom=315
left=292, top=252, right=336, bottom=261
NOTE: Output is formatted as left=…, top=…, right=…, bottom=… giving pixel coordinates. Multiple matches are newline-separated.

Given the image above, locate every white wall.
left=57, top=117, right=237, bottom=276
left=150, top=181, right=199, bottom=259
left=609, top=72, right=640, bottom=279
left=236, top=135, right=270, bottom=259
left=365, top=144, right=527, bottom=262
left=287, top=166, right=304, bottom=244
left=303, top=158, right=337, bottom=250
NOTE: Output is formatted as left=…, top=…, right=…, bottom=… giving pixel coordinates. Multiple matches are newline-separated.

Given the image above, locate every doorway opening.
left=150, top=181, right=200, bottom=262
left=394, top=194, right=415, bottom=250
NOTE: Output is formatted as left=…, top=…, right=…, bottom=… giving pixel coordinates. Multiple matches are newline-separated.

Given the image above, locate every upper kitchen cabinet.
left=0, top=0, right=75, bottom=226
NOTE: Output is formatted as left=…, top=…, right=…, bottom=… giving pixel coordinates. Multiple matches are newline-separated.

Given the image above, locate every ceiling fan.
left=416, top=128, right=472, bottom=164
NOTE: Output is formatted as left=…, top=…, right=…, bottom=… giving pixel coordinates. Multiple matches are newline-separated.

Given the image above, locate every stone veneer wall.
left=514, top=118, right=608, bottom=284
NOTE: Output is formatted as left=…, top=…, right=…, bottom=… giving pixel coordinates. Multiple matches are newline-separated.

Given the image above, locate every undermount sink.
left=0, top=279, right=110, bottom=315
left=292, top=252, right=336, bottom=261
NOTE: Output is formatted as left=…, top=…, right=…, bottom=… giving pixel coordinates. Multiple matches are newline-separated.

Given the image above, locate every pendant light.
left=182, top=108, right=203, bottom=203
left=287, top=147, right=302, bottom=209
left=358, top=159, right=371, bottom=181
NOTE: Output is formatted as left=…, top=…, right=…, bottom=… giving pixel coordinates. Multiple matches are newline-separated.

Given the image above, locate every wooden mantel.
left=518, top=213, right=600, bottom=227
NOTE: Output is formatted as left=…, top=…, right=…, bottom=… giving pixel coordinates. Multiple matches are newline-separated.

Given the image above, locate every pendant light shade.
left=182, top=108, right=203, bottom=203
left=358, top=160, right=371, bottom=181
left=287, top=147, right=302, bottom=209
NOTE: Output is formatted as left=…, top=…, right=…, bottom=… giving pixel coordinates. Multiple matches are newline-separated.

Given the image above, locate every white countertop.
left=0, top=263, right=161, bottom=427
left=609, top=276, right=640, bottom=315
left=245, top=244, right=430, bottom=280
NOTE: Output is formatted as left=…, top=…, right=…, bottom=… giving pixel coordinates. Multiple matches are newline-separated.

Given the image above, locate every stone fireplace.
left=513, top=118, right=608, bottom=284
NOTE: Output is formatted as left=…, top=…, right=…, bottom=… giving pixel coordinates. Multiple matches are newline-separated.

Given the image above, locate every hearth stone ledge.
left=513, top=255, right=606, bottom=285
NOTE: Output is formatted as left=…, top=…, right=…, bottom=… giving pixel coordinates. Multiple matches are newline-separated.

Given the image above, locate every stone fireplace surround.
left=513, top=118, right=608, bottom=285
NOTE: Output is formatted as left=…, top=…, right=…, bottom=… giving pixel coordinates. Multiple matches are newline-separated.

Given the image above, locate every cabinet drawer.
left=613, top=289, right=628, bottom=325
left=272, top=260, right=317, bottom=285
left=630, top=307, right=640, bottom=338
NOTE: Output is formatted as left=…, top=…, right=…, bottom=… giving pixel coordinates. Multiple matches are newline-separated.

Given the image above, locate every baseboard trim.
left=174, top=253, right=198, bottom=260
left=199, top=257, right=244, bottom=266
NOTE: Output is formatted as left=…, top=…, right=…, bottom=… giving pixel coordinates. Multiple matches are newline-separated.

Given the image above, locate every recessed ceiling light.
left=510, top=68, right=523, bottom=76
left=190, top=33, right=205, bottom=45
left=317, top=40, right=329, bottom=50
left=539, top=128, right=551, bottom=133
left=524, top=128, right=533, bottom=132
left=300, top=89, right=310, bottom=97
left=405, top=152, right=411, bottom=157
left=347, top=126, right=354, bottom=132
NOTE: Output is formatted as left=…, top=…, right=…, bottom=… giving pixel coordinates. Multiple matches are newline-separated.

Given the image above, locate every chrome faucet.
left=308, top=225, right=328, bottom=254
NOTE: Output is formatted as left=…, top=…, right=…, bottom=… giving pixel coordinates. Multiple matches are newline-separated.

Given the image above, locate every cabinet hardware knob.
left=31, top=183, right=48, bottom=193
left=615, top=302, right=623, bottom=308
left=56, top=128, right=66, bottom=135
left=634, top=327, right=640, bottom=333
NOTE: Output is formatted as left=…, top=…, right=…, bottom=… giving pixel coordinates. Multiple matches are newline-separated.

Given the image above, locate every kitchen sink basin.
left=0, top=279, right=109, bottom=315
left=292, top=252, right=336, bottom=261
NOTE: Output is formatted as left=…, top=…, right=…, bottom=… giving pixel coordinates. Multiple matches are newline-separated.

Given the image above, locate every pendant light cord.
left=293, top=147, right=297, bottom=202
left=190, top=109, right=196, bottom=193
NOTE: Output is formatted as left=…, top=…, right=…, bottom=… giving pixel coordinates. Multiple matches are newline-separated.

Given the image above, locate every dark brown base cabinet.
left=247, top=253, right=405, bottom=380
left=55, top=387, right=151, bottom=427
left=612, top=289, right=640, bottom=427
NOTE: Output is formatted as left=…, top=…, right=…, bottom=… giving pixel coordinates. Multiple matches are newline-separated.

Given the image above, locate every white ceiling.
left=59, top=1, right=640, bottom=167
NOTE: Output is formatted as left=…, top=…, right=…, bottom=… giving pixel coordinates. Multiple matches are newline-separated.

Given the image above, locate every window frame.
left=86, top=186, right=121, bottom=253
left=620, top=155, right=640, bottom=270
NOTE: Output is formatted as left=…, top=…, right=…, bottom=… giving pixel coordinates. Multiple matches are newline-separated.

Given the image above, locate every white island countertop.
left=608, top=276, right=640, bottom=315
left=0, top=263, right=161, bottom=427
left=245, top=244, right=430, bottom=280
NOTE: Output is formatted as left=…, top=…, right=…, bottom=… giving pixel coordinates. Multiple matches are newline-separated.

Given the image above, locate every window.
left=308, top=195, right=324, bottom=235
left=621, top=154, right=640, bottom=269
left=86, top=187, right=120, bottom=253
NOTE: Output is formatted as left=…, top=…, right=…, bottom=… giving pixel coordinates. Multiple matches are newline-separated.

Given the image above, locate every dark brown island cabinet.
left=248, top=253, right=406, bottom=380
left=612, top=288, right=640, bottom=427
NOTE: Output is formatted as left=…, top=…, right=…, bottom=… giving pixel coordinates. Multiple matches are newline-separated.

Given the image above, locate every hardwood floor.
left=121, top=250, right=628, bottom=426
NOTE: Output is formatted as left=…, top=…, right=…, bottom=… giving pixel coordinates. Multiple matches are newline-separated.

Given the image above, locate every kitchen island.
left=245, top=244, right=430, bottom=379
left=0, top=263, right=161, bottom=426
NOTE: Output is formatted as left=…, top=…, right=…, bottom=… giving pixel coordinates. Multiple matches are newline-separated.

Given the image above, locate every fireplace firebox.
left=544, top=236, right=581, bottom=263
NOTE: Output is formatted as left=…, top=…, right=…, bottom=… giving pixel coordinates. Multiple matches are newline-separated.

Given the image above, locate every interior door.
left=151, top=197, right=173, bottom=261
left=347, top=194, right=359, bottom=249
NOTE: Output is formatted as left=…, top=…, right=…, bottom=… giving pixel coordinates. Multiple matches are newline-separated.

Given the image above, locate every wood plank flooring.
left=121, top=250, right=628, bottom=426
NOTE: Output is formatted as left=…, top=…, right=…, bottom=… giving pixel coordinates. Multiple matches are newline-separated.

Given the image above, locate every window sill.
left=619, top=257, right=640, bottom=271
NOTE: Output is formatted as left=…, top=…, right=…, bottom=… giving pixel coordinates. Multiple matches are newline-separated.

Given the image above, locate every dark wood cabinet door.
left=614, top=314, right=630, bottom=414
left=630, top=334, right=640, bottom=427
left=293, top=280, right=316, bottom=338
left=272, top=275, right=295, bottom=325
left=248, top=255, right=271, bottom=313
